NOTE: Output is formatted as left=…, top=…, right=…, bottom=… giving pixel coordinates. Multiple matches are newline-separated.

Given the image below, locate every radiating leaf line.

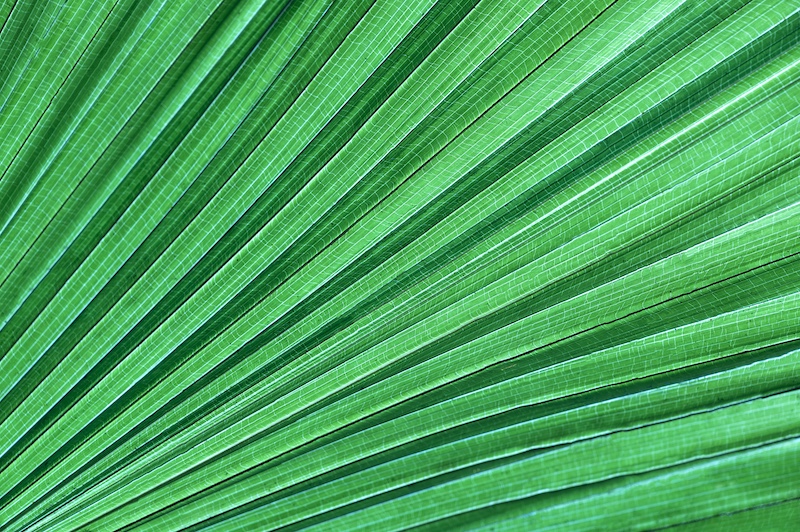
left=1, top=1, right=798, bottom=531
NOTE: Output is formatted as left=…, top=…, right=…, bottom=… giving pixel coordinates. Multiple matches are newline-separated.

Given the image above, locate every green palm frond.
left=0, top=0, right=798, bottom=530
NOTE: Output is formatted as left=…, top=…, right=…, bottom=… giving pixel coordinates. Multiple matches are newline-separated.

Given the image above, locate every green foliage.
left=0, top=0, right=798, bottom=530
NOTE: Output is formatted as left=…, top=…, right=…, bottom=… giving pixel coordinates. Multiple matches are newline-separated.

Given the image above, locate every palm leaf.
left=0, top=0, right=798, bottom=530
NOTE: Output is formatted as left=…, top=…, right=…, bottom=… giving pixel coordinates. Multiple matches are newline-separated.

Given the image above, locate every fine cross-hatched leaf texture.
left=0, top=0, right=798, bottom=530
